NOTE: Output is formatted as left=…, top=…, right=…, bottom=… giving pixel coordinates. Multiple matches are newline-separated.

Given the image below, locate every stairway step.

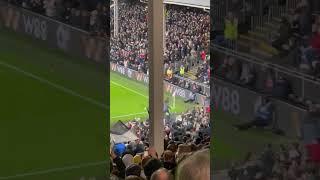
left=239, top=34, right=261, bottom=45
left=250, top=47, right=274, bottom=59
left=237, top=40, right=251, bottom=52
left=272, top=17, right=282, bottom=23
left=265, top=22, right=280, bottom=29
left=248, top=31, right=270, bottom=41
left=256, top=25, right=277, bottom=33
left=238, top=34, right=278, bottom=56
left=257, top=42, right=279, bottom=56
left=255, top=26, right=272, bottom=33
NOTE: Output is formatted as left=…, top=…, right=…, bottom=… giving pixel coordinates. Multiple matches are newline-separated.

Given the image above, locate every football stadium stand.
left=212, top=0, right=320, bottom=179
left=3, top=0, right=211, bottom=179
left=110, top=0, right=210, bottom=180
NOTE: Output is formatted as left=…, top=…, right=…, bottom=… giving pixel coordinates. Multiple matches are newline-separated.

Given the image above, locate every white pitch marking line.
left=0, top=60, right=108, bottom=110
left=111, top=81, right=148, bottom=98
left=111, top=112, right=147, bottom=119
left=0, top=161, right=106, bottom=179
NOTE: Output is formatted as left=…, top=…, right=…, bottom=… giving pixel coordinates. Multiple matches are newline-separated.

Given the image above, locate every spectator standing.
left=234, top=97, right=274, bottom=130
left=224, top=12, right=238, bottom=49
left=43, top=0, right=57, bottom=17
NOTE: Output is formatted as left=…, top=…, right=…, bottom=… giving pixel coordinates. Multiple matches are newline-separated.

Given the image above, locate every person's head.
left=177, top=144, right=191, bottom=155
left=163, top=150, right=175, bottom=162
left=150, top=168, right=172, bottom=180
left=126, top=164, right=142, bottom=177
left=125, top=175, right=144, bottom=180
left=133, top=154, right=142, bottom=165
left=176, top=149, right=210, bottom=180
left=113, top=143, right=126, bottom=157
left=127, top=144, right=133, bottom=151
left=167, top=144, right=177, bottom=153
left=263, top=97, right=271, bottom=104
left=123, top=154, right=134, bottom=168
left=143, top=158, right=163, bottom=180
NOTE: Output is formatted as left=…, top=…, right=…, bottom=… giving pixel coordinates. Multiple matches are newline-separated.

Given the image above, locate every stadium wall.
left=0, top=1, right=107, bottom=65
left=111, top=63, right=210, bottom=107
left=213, top=73, right=307, bottom=138
left=174, top=75, right=210, bottom=96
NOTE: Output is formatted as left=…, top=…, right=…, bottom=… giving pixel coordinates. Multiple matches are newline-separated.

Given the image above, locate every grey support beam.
left=148, top=0, right=164, bottom=154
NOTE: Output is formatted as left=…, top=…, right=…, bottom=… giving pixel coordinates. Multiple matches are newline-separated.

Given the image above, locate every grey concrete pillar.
left=148, top=0, right=164, bottom=154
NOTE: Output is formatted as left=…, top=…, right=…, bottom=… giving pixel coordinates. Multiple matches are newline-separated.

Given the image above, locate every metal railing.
left=212, top=44, right=320, bottom=102
left=286, top=0, right=300, bottom=12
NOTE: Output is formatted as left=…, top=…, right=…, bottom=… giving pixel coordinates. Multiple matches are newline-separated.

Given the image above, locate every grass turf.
left=0, top=27, right=107, bottom=179
left=110, top=72, right=195, bottom=124
left=213, top=111, right=294, bottom=170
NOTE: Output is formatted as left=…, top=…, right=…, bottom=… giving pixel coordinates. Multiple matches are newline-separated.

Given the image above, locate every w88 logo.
left=213, top=86, right=240, bottom=115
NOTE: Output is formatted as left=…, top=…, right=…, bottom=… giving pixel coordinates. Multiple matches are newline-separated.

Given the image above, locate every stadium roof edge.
left=164, top=0, right=209, bottom=10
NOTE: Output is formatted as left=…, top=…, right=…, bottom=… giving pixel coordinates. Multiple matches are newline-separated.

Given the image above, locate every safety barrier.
left=212, top=44, right=320, bottom=103
left=213, top=76, right=307, bottom=138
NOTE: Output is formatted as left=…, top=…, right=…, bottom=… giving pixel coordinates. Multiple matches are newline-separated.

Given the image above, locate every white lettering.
left=23, top=15, right=47, bottom=40
left=127, top=68, right=132, bottom=78
left=213, top=85, right=240, bottom=115
left=116, top=66, right=125, bottom=75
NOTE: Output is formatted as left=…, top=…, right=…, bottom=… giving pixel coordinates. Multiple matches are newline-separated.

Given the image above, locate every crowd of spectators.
left=215, top=55, right=292, bottom=98
left=6, top=0, right=210, bottom=93
left=110, top=1, right=148, bottom=74
left=228, top=141, right=320, bottom=180
left=7, top=0, right=108, bottom=36
left=110, top=107, right=210, bottom=180
left=273, top=0, right=320, bottom=76
left=214, top=54, right=320, bottom=110
left=169, top=75, right=209, bottom=96
left=110, top=0, right=210, bottom=85
left=213, top=0, right=320, bottom=77
left=213, top=1, right=320, bottom=108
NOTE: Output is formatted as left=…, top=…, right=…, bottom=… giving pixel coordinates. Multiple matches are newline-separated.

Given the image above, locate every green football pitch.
left=213, top=111, right=294, bottom=170
left=110, top=72, right=195, bottom=124
left=0, top=27, right=108, bottom=179
left=0, top=26, right=194, bottom=179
